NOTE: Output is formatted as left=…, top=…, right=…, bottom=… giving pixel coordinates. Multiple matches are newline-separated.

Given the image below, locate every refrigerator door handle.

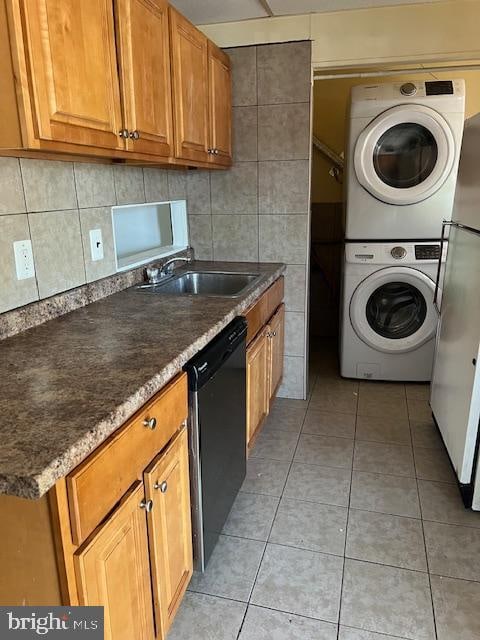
left=433, top=220, right=452, bottom=314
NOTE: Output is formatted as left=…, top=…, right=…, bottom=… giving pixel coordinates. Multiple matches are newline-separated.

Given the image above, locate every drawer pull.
left=154, top=480, right=168, bottom=493
left=143, top=417, right=157, bottom=430
left=139, top=499, right=153, bottom=512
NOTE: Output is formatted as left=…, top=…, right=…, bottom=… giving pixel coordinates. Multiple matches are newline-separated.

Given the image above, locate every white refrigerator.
left=430, top=112, right=480, bottom=510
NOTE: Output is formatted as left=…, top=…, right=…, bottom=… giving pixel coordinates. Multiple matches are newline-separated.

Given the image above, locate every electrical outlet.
left=13, top=240, right=35, bottom=280
left=89, top=229, right=104, bottom=262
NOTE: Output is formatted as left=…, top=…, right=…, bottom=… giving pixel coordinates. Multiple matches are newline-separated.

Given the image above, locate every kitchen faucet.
left=160, top=255, right=192, bottom=276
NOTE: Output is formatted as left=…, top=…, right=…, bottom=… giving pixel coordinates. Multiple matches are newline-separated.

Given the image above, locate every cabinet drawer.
left=245, top=276, right=284, bottom=344
left=67, top=373, right=188, bottom=545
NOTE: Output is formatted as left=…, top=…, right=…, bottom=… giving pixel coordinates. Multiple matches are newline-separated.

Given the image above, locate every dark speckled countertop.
left=0, top=261, right=285, bottom=499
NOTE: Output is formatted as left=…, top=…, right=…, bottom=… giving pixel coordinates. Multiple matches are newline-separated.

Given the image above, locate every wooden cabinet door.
left=169, top=7, right=209, bottom=163
left=15, top=0, right=124, bottom=150
left=144, top=427, right=193, bottom=638
left=268, top=304, right=285, bottom=400
left=115, top=0, right=173, bottom=157
left=208, top=41, right=232, bottom=166
left=74, top=482, right=155, bottom=640
left=247, top=329, right=270, bottom=445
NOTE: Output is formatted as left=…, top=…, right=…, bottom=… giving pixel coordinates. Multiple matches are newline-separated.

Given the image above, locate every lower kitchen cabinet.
left=74, top=481, right=155, bottom=640
left=247, top=328, right=270, bottom=444
left=74, top=427, right=193, bottom=640
left=268, top=303, right=285, bottom=400
left=246, top=279, right=286, bottom=447
left=144, top=427, right=193, bottom=638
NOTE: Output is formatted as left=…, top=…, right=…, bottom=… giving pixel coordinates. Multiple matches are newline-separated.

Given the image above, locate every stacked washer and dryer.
left=340, top=79, right=465, bottom=381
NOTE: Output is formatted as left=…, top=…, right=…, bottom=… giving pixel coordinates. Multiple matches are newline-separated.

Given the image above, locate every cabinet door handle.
left=154, top=480, right=168, bottom=493
left=139, top=499, right=153, bottom=512
left=213, top=148, right=219, bottom=155
left=143, top=417, right=157, bottom=430
left=130, top=130, right=140, bottom=140
left=118, top=128, right=129, bottom=138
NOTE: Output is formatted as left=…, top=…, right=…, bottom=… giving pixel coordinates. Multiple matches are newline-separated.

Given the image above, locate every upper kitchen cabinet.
left=169, top=7, right=209, bottom=164
left=0, top=0, right=232, bottom=167
left=3, top=0, right=124, bottom=154
left=115, top=0, right=174, bottom=157
left=169, top=7, right=232, bottom=167
left=207, top=41, right=232, bottom=166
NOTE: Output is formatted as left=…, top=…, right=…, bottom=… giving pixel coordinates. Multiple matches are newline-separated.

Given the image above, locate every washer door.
left=350, top=267, right=437, bottom=354
left=354, top=105, right=455, bottom=205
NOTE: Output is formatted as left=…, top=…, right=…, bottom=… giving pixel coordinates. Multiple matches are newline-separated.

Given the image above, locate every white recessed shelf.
left=112, top=200, right=189, bottom=272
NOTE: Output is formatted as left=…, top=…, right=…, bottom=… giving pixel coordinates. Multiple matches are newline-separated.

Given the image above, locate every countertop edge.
left=0, top=264, right=286, bottom=500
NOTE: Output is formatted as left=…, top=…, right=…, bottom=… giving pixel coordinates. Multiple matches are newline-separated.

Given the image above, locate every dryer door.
left=350, top=267, right=437, bottom=354
left=354, top=105, right=455, bottom=205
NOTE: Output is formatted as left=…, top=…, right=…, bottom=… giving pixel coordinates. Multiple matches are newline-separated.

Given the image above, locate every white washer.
left=345, top=80, right=465, bottom=240
left=340, top=241, right=446, bottom=381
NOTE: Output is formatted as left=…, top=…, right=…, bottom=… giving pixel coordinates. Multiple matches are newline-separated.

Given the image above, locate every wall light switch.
left=89, top=229, right=104, bottom=262
left=13, top=240, right=35, bottom=280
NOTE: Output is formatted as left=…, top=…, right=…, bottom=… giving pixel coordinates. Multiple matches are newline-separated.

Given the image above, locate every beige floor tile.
left=355, top=414, right=410, bottom=445
left=418, top=480, right=480, bottom=528
left=310, top=382, right=358, bottom=414
left=350, top=471, right=421, bottom=518
left=284, top=463, right=351, bottom=507
left=341, top=559, right=435, bottom=640
left=188, top=535, right=265, bottom=602
left=263, top=399, right=307, bottom=433
left=431, top=575, right=480, bottom=640
left=251, top=543, right=343, bottom=622
left=294, top=433, right=354, bottom=469
left=424, top=520, right=480, bottom=581
left=357, top=394, right=408, bottom=419
left=168, top=592, right=246, bottom=640
left=405, top=383, right=430, bottom=402
left=407, top=398, right=432, bottom=421
left=359, top=381, right=406, bottom=400
left=411, top=420, right=443, bottom=449
left=241, top=458, right=290, bottom=497
left=346, top=509, right=427, bottom=571
left=353, top=441, right=415, bottom=478
left=269, top=497, right=347, bottom=555
left=240, top=606, right=337, bottom=640
left=222, top=492, right=279, bottom=541
left=339, top=626, right=409, bottom=640
left=250, top=429, right=299, bottom=462
left=414, top=446, right=456, bottom=483
left=302, top=408, right=355, bottom=439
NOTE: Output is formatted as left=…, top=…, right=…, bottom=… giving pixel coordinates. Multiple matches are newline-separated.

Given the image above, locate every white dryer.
left=345, top=80, right=465, bottom=240
left=340, top=241, right=446, bottom=381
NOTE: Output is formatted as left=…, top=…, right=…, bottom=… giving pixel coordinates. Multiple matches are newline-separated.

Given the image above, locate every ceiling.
left=169, top=0, right=445, bottom=25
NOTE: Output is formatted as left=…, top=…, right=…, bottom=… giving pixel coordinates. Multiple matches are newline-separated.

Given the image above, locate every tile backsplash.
left=0, top=159, right=204, bottom=314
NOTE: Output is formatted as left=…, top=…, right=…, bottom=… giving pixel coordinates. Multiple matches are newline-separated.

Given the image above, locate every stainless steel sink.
left=135, top=271, right=261, bottom=298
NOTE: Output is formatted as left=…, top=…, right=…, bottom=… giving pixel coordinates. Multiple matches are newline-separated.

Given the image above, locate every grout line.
left=406, top=384, right=440, bottom=640
left=336, top=374, right=359, bottom=639
left=18, top=159, right=41, bottom=301
left=236, top=378, right=314, bottom=640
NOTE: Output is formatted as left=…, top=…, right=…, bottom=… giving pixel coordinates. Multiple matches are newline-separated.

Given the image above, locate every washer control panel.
left=346, top=242, right=445, bottom=264
left=415, top=244, right=441, bottom=260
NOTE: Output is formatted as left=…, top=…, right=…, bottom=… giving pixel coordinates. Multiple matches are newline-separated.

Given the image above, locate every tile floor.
left=169, top=346, right=480, bottom=640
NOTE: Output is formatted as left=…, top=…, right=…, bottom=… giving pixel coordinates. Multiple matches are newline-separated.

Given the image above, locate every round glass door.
left=373, top=123, right=438, bottom=189
left=349, top=266, right=437, bottom=354
left=354, top=105, right=455, bottom=205
left=366, top=281, right=427, bottom=339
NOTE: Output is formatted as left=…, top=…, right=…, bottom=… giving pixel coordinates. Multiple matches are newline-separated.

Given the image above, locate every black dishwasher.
left=184, top=316, right=247, bottom=572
